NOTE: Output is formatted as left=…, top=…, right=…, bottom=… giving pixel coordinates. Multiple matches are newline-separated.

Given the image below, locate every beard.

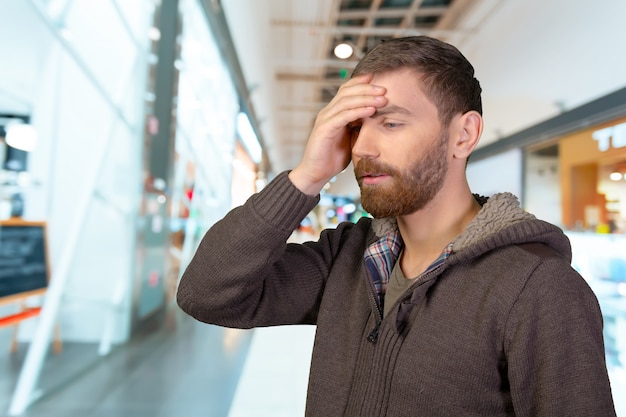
left=354, top=130, right=449, bottom=218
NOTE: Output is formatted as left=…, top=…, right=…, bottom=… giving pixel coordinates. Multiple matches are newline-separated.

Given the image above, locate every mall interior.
left=0, top=0, right=625, bottom=416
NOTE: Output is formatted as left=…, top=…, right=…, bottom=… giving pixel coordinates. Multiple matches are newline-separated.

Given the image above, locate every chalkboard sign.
left=0, top=219, right=49, bottom=299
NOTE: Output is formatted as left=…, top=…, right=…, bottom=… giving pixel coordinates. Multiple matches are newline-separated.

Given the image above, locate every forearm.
left=176, top=171, right=322, bottom=328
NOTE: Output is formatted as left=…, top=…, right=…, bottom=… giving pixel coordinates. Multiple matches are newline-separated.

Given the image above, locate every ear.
left=451, top=111, right=483, bottom=159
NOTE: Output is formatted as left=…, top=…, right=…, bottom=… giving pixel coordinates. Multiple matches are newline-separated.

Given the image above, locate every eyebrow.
left=371, top=104, right=413, bottom=118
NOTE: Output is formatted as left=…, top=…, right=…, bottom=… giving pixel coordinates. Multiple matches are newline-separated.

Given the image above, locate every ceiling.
left=1, top=0, right=625, bottom=200
left=221, top=0, right=626, bottom=198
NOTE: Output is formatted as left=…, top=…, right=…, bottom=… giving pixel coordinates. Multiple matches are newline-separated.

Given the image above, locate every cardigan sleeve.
left=176, top=171, right=351, bottom=329
left=504, top=254, right=617, bottom=417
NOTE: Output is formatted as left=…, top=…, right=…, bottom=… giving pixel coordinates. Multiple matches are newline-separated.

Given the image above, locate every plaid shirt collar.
left=364, top=229, right=453, bottom=307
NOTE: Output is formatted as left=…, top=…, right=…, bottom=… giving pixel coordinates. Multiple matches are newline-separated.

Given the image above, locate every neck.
left=395, top=179, right=480, bottom=278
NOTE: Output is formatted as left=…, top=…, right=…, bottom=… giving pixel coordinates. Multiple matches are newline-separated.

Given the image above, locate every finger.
left=336, top=91, right=386, bottom=109
left=320, top=92, right=387, bottom=122
left=342, top=73, right=373, bottom=85
left=313, top=105, right=378, bottom=140
left=327, top=85, right=386, bottom=117
left=333, top=106, right=378, bottom=128
left=336, top=79, right=386, bottom=99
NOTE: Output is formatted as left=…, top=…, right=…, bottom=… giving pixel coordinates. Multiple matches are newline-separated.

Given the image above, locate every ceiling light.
left=334, top=43, right=353, bottom=59
left=5, top=123, right=37, bottom=152
left=609, top=172, right=623, bottom=181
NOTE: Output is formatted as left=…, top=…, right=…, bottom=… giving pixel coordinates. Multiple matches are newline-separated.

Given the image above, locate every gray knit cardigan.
left=177, top=171, right=616, bottom=417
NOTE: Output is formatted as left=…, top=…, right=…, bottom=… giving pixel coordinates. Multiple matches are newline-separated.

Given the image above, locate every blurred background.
left=0, top=0, right=624, bottom=416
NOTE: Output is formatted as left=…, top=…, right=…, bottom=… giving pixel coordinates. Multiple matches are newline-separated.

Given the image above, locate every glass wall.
left=0, top=0, right=251, bottom=414
left=0, top=1, right=154, bottom=413
left=171, top=0, right=242, bottom=278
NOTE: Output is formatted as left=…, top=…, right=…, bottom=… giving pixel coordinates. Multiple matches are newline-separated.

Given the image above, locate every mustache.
left=353, top=159, right=398, bottom=179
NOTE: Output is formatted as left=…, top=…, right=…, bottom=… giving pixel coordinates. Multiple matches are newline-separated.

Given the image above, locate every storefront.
left=559, top=117, right=626, bottom=232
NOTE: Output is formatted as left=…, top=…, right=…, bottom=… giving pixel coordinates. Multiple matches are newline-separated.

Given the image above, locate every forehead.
left=369, top=67, right=421, bottom=85
left=370, top=69, right=437, bottom=117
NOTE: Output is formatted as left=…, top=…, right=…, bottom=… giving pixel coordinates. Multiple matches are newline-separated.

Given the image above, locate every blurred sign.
left=592, top=121, right=626, bottom=151
left=0, top=220, right=48, bottom=299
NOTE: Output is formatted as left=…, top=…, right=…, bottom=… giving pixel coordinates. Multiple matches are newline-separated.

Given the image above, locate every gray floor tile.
left=5, top=309, right=251, bottom=417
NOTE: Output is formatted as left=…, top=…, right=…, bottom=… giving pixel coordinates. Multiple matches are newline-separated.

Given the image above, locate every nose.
left=351, top=123, right=379, bottom=161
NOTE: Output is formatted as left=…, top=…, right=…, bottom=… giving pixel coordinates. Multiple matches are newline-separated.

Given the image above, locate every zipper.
left=367, top=265, right=445, bottom=343
left=367, top=283, right=383, bottom=344
left=367, top=325, right=380, bottom=343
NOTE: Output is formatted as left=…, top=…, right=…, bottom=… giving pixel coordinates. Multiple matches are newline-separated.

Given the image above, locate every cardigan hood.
left=370, top=192, right=571, bottom=262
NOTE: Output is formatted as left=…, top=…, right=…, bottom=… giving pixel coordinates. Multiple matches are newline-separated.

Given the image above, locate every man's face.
left=354, top=131, right=448, bottom=217
left=350, top=69, right=450, bottom=218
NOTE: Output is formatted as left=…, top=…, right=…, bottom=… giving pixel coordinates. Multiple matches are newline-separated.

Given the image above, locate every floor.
left=1, top=305, right=625, bottom=417
left=1, top=308, right=255, bottom=417
left=228, top=325, right=315, bottom=417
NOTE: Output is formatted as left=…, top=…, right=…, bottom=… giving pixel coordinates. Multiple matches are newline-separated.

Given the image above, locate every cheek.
left=389, top=142, right=419, bottom=167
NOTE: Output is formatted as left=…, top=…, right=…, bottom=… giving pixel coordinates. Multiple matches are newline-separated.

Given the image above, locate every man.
left=177, top=36, right=616, bottom=416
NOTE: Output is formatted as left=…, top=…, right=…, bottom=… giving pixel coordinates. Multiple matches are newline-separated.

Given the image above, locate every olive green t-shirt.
left=383, top=258, right=418, bottom=317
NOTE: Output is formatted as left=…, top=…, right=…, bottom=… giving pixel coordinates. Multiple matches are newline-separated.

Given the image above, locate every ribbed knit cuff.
left=251, top=171, right=320, bottom=232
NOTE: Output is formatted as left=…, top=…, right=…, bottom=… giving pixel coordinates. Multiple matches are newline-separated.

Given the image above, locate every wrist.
left=288, top=168, right=328, bottom=196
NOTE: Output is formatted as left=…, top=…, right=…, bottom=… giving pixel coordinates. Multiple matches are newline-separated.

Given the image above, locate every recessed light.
left=334, top=43, right=353, bottom=59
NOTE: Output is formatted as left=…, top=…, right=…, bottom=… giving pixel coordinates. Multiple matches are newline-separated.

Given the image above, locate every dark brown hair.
left=351, top=36, right=482, bottom=127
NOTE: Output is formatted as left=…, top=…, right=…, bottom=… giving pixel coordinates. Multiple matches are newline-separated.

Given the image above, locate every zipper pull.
left=367, top=325, right=379, bottom=343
